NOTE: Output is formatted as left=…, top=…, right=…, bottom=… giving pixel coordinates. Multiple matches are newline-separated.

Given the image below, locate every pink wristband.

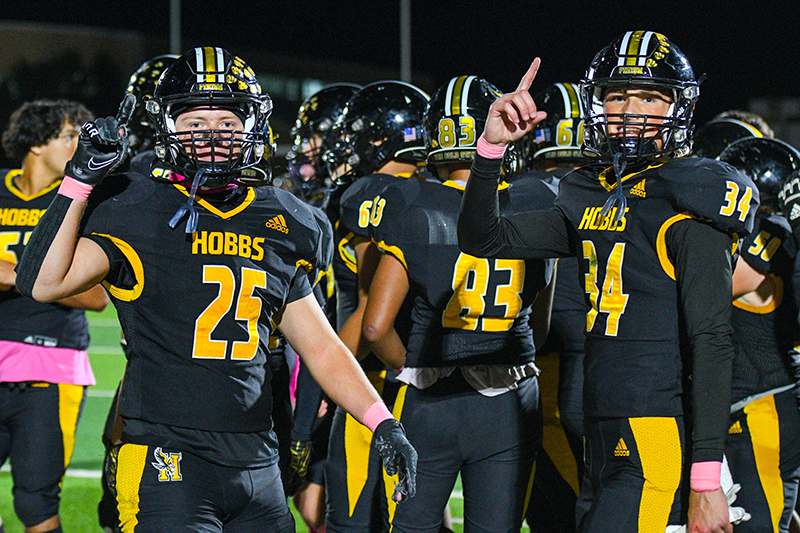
left=690, top=461, right=722, bottom=492
left=58, top=176, right=94, bottom=202
left=476, top=135, right=508, bottom=159
left=362, top=401, right=393, bottom=432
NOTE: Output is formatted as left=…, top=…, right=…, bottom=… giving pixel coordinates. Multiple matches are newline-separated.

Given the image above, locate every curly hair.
left=1, top=99, right=94, bottom=162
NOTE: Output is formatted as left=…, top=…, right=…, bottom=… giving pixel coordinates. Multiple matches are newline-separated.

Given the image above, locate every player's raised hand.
left=482, top=58, right=547, bottom=146
left=65, top=93, right=135, bottom=185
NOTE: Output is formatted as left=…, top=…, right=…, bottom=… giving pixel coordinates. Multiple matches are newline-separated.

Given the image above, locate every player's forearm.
left=460, top=155, right=572, bottom=260
left=459, top=155, right=506, bottom=258
left=304, top=337, right=382, bottom=423
left=17, top=195, right=87, bottom=301
left=57, top=283, right=109, bottom=311
left=282, top=294, right=384, bottom=424
left=337, top=302, right=371, bottom=360
left=0, top=260, right=16, bottom=290
left=365, top=327, right=406, bottom=371
left=670, top=220, right=735, bottom=463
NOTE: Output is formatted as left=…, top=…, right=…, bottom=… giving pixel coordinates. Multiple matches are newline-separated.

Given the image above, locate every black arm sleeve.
left=290, top=359, right=325, bottom=442
left=668, top=219, right=734, bottom=464
left=15, top=195, right=72, bottom=298
left=458, top=154, right=573, bottom=260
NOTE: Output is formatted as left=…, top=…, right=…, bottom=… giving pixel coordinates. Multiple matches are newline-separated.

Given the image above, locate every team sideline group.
left=1, top=29, right=800, bottom=533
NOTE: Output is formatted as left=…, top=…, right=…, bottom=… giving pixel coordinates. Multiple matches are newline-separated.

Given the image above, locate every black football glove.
left=284, top=439, right=312, bottom=497
left=373, top=418, right=417, bottom=502
left=64, top=93, right=135, bottom=185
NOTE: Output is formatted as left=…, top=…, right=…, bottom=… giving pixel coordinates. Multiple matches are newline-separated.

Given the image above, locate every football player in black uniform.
left=0, top=99, right=108, bottom=533
left=15, top=47, right=416, bottom=533
left=362, top=75, right=555, bottom=533
left=283, top=83, right=360, bottom=533
left=520, top=81, right=594, bottom=533
left=321, top=80, right=429, bottom=533
left=458, top=31, right=759, bottom=533
left=717, top=137, right=800, bottom=533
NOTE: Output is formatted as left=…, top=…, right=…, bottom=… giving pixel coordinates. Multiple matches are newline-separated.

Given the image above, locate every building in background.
left=0, top=21, right=434, bottom=171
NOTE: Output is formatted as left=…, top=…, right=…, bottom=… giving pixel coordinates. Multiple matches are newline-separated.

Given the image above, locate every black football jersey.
left=0, top=170, right=90, bottom=349
left=553, top=157, right=758, bottom=419
left=370, top=177, right=554, bottom=368
left=512, top=171, right=588, bottom=347
left=334, top=173, right=404, bottom=326
left=731, top=212, right=797, bottom=403
left=309, top=204, right=336, bottom=318
left=333, top=173, right=412, bottom=374
left=80, top=172, right=328, bottom=435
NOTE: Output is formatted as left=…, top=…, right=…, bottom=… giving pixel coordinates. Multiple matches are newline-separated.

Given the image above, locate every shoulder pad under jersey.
left=661, top=157, right=760, bottom=236
left=369, top=177, right=426, bottom=247
left=739, top=212, right=794, bottom=274
left=339, top=173, right=403, bottom=237
left=266, top=186, right=330, bottom=272
left=309, top=205, right=334, bottom=270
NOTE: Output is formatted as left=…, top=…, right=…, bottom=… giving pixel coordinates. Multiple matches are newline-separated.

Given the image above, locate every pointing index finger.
left=116, top=93, right=137, bottom=127
left=515, top=57, right=541, bottom=93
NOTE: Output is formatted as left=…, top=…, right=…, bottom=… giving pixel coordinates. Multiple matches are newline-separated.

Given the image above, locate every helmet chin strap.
left=169, top=167, right=209, bottom=234
left=600, top=151, right=628, bottom=224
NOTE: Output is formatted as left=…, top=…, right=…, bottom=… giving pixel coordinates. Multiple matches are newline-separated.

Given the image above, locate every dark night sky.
left=1, top=1, right=799, bottom=126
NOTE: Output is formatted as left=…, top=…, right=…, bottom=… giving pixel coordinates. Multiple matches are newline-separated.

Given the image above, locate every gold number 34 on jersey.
left=719, top=180, right=754, bottom=222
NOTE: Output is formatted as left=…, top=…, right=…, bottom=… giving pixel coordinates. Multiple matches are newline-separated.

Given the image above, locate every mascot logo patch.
left=152, top=447, right=183, bottom=482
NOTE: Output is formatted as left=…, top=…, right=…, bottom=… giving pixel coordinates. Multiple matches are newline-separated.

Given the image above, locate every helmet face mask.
left=286, top=84, right=361, bottom=201
left=145, top=47, right=273, bottom=188
left=580, top=31, right=700, bottom=164
left=322, top=81, right=428, bottom=184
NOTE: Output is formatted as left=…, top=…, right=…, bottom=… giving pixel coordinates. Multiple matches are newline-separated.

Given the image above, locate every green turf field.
left=0, top=306, right=529, bottom=532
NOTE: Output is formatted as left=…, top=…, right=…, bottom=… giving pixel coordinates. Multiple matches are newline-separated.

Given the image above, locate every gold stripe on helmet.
left=203, top=47, right=217, bottom=83
left=624, top=31, right=645, bottom=66
left=561, top=83, right=581, bottom=118
left=449, top=75, right=469, bottom=116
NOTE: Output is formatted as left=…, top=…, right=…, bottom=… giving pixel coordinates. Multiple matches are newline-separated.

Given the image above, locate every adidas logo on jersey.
left=729, top=420, right=743, bottom=434
left=630, top=179, right=646, bottom=198
left=266, top=215, right=289, bottom=234
left=614, top=438, right=630, bottom=457
left=791, top=204, right=800, bottom=222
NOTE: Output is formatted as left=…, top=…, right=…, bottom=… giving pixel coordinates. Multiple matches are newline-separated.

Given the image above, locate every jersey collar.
left=442, top=179, right=510, bottom=191
left=171, top=182, right=256, bottom=219
left=597, top=161, right=666, bottom=192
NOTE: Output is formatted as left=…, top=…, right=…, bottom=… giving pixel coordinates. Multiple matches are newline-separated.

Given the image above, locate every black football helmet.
left=524, top=82, right=595, bottom=168
left=692, top=118, right=766, bottom=159
left=718, top=137, right=800, bottom=213
left=424, top=75, right=515, bottom=179
left=286, top=83, right=360, bottom=204
left=145, top=47, right=273, bottom=188
left=125, top=54, right=179, bottom=155
left=322, top=81, right=429, bottom=184
left=580, top=31, right=700, bottom=163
